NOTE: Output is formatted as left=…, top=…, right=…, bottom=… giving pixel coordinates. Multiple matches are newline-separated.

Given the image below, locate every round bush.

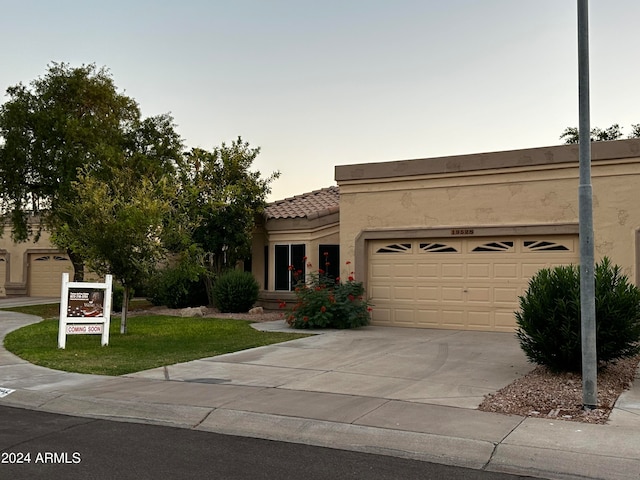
left=148, top=264, right=208, bottom=309
left=516, top=257, right=640, bottom=372
left=213, top=270, right=259, bottom=313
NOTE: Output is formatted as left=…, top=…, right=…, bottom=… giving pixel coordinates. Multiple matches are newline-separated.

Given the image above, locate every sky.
left=1, top=1, right=639, bottom=201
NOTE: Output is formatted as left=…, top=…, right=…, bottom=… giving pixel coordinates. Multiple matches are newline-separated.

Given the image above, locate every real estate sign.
left=58, top=273, right=113, bottom=349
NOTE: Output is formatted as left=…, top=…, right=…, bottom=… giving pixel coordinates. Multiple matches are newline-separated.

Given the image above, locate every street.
left=0, top=405, right=541, bottom=480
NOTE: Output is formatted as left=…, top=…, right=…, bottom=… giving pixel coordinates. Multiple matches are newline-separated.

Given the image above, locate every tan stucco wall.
left=336, top=140, right=640, bottom=286
left=0, top=226, right=66, bottom=296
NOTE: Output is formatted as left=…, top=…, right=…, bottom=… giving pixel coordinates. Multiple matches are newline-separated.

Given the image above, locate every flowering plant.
left=281, top=258, right=372, bottom=329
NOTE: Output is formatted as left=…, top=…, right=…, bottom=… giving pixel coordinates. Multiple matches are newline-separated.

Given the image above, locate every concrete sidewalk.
left=1, top=307, right=639, bottom=479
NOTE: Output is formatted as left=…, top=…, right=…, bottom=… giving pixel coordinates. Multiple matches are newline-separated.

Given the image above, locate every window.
left=319, top=244, right=340, bottom=281
left=275, top=244, right=306, bottom=291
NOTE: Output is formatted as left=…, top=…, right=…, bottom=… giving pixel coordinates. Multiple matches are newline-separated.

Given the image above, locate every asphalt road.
left=0, top=405, right=541, bottom=480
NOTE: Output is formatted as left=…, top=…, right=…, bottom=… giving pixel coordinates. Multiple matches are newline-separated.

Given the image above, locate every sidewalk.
left=1, top=306, right=639, bottom=479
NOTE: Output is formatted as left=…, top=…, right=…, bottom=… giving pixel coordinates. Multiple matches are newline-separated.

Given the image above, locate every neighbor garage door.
left=0, top=255, right=6, bottom=297
left=368, top=235, right=579, bottom=332
left=29, top=254, right=74, bottom=297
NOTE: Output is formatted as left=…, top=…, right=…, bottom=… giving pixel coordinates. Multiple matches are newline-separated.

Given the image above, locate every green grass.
left=2, top=307, right=309, bottom=376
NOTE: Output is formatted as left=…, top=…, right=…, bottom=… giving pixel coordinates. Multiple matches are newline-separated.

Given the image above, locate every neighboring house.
left=252, top=186, right=340, bottom=309
left=0, top=223, right=73, bottom=297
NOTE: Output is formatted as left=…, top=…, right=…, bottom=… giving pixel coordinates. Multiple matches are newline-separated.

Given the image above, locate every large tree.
left=174, top=137, right=279, bottom=302
left=0, top=63, right=182, bottom=280
left=54, top=161, right=179, bottom=333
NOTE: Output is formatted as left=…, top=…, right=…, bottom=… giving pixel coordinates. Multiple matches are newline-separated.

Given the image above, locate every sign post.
left=58, top=273, right=113, bottom=349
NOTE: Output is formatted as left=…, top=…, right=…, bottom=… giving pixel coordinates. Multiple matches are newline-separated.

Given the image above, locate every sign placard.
left=58, top=273, right=112, bottom=349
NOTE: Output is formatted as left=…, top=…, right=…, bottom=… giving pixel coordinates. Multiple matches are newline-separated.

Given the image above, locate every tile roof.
left=265, top=186, right=339, bottom=220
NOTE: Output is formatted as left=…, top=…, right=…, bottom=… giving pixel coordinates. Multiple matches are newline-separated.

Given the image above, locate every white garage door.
left=368, top=235, right=579, bottom=332
left=29, top=254, right=74, bottom=297
left=0, top=256, right=6, bottom=297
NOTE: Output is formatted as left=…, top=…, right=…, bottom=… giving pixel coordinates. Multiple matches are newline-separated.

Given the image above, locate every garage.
left=368, top=235, right=579, bottom=332
left=0, top=255, right=6, bottom=297
left=28, top=254, right=73, bottom=297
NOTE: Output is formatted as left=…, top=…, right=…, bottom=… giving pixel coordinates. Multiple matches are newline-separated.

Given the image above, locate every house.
left=255, top=138, right=640, bottom=332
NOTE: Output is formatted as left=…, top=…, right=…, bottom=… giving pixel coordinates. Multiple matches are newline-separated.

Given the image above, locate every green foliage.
left=283, top=263, right=371, bottom=329
left=212, top=270, right=260, bottom=313
left=560, top=123, right=640, bottom=144
left=4, top=316, right=309, bottom=376
left=112, top=283, right=134, bottom=312
left=172, top=138, right=279, bottom=296
left=516, top=258, right=640, bottom=372
left=148, top=261, right=208, bottom=309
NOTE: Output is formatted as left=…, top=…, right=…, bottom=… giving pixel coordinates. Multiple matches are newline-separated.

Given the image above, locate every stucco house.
left=4, top=138, right=640, bottom=335
left=255, top=138, right=640, bottom=332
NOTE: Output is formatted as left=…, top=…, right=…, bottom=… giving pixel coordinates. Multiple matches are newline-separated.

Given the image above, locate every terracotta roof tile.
left=265, top=186, right=339, bottom=220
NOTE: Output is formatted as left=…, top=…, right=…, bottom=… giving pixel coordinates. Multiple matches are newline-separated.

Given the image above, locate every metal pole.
left=577, top=0, right=598, bottom=409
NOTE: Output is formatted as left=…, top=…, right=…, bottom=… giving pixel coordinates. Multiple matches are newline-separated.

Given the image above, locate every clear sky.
left=1, top=1, right=638, bottom=201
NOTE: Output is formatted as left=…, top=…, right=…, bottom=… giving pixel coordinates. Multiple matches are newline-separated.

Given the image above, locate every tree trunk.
left=120, top=285, right=130, bottom=334
left=68, top=249, right=85, bottom=282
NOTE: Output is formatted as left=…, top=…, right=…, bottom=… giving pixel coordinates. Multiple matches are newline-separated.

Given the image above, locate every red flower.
left=323, top=251, right=329, bottom=257
left=346, top=261, right=351, bottom=265
left=303, top=256, right=308, bottom=260
left=320, top=306, right=326, bottom=313
left=348, top=276, right=354, bottom=281
left=336, top=277, right=340, bottom=282
left=318, top=269, right=325, bottom=274
left=278, top=300, right=287, bottom=309
left=367, top=307, right=373, bottom=312
left=348, top=294, right=355, bottom=301
left=303, top=316, right=309, bottom=323
left=287, top=265, right=294, bottom=271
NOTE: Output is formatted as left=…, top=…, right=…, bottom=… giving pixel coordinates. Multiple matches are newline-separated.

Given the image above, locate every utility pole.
left=577, top=0, right=598, bottom=409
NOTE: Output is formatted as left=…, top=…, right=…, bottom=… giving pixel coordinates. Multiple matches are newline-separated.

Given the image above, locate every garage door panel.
left=393, top=264, right=416, bottom=277
left=371, top=285, right=391, bottom=301
left=393, top=286, right=415, bottom=300
left=442, top=263, right=464, bottom=278
left=417, top=286, right=438, bottom=301
left=442, top=286, right=464, bottom=301
left=369, top=235, right=579, bottom=332
left=468, top=311, right=491, bottom=327
left=467, top=287, right=491, bottom=303
left=417, top=263, right=438, bottom=278
left=467, top=263, right=490, bottom=278
left=394, top=309, right=415, bottom=324
left=442, top=310, right=465, bottom=326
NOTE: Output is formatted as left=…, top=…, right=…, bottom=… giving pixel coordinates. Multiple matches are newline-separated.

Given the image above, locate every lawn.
left=2, top=305, right=309, bottom=376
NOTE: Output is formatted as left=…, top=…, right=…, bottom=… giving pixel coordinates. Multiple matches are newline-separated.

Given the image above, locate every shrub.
left=111, top=283, right=133, bottom=312
left=515, top=257, right=640, bottom=372
left=147, top=262, right=208, bottom=309
left=213, top=269, right=259, bottom=313
left=283, top=262, right=371, bottom=329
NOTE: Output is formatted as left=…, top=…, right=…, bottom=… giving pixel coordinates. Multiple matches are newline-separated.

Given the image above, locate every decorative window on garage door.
left=419, top=242, right=459, bottom=253
left=523, top=240, right=570, bottom=251
left=471, top=241, right=514, bottom=252
left=375, top=243, right=412, bottom=254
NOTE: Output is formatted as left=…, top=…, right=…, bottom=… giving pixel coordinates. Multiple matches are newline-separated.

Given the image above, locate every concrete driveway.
left=128, top=322, right=533, bottom=410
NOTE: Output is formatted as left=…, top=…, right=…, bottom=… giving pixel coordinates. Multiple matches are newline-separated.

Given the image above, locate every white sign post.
left=58, top=273, right=113, bottom=349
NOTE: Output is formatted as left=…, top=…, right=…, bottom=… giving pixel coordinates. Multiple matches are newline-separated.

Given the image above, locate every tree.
left=54, top=162, right=179, bottom=333
left=0, top=63, right=182, bottom=280
left=174, top=137, right=279, bottom=303
left=560, top=123, right=640, bottom=144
